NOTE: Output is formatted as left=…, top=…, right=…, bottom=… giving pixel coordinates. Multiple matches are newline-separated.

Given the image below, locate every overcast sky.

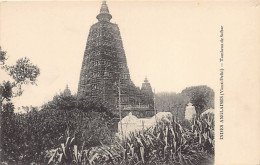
left=0, top=1, right=253, bottom=108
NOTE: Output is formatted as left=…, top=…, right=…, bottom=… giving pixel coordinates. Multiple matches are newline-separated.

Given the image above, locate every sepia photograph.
left=0, top=1, right=259, bottom=165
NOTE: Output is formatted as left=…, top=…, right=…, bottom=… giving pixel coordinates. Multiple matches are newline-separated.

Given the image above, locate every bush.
left=180, top=119, right=193, bottom=130
left=46, top=116, right=215, bottom=165
left=0, top=95, right=116, bottom=164
left=115, top=119, right=206, bottom=164
left=1, top=91, right=214, bottom=164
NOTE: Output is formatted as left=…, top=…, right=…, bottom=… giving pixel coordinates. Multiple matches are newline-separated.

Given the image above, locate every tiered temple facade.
left=77, top=1, right=154, bottom=118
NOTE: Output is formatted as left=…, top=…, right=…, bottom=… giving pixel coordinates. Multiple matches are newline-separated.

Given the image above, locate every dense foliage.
left=181, top=86, right=214, bottom=116
left=1, top=88, right=214, bottom=164
left=0, top=46, right=41, bottom=163
left=155, top=86, right=214, bottom=119
left=155, top=92, right=189, bottom=120
left=1, top=93, right=116, bottom=164
left=47, top=113, right=214, bottom=165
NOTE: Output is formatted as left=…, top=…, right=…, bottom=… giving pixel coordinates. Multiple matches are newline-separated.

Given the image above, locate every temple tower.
left=78, top=1, right=137, bottom=105
left=77, top=1, right=154, bottom=116
left=141, top=77, right=154, bottom=108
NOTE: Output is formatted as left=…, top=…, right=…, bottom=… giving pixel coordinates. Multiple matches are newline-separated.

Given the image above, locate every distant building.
left=77, top=1, right=154, bottom=118
left=63, top=84, right=72, bottom=96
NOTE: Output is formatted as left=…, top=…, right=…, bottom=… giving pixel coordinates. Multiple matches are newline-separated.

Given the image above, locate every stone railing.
left=121, top=104, right=149, bottom=110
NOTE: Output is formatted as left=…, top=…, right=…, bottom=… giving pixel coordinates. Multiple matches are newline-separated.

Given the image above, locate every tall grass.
left=117, top=117, right=214, bottom=165
left=47, top=114, right=214, bottom=165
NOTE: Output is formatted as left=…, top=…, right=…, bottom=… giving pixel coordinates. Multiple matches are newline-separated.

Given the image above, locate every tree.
left=181, top=85, right=214, bottom=116
left=0, top=47, right=40, bottom=109
left=0, top=46, right=40, bottom=163
left=155, top=92, right=189, bottom=120
left=0, top=46, right=8, bottom=66
left=0, top=45, right=40, bottom=114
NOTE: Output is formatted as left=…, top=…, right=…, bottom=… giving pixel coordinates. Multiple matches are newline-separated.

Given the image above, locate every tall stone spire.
left=96, top=1, right=112, bottom=22
left=78, top=0, right=132, bottom=105
left=141, top=77, right=154, bottom=108
left=77, top=1, right=154, bottom=113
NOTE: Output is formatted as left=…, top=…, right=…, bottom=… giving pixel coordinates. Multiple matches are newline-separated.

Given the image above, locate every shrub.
left=47, top=116, right=215, bottom=165
left=0, top=96, right=116, bottom=164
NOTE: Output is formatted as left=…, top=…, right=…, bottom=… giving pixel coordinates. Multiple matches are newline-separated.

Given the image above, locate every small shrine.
left=185, top=103, right=196, bottom=120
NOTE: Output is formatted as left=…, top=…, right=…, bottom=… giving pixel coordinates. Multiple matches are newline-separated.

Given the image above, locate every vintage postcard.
left=0, top=1, right=259, bottom=164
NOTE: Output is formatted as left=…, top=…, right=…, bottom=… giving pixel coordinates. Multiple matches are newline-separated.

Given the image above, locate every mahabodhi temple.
left=77, top=1, right=155, bottom=118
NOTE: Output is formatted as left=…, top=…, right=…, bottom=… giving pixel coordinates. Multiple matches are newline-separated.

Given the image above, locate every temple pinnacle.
left=97, top=0, right=112, bottom=22
left=100, top=1, right=109, bottom=14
